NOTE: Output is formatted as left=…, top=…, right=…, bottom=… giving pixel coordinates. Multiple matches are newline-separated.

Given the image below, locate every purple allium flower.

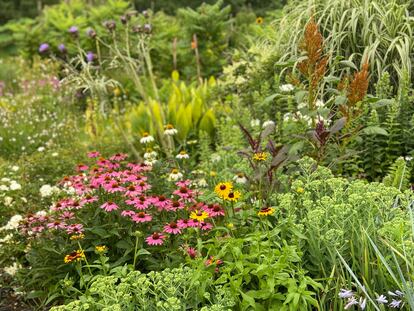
left=68, top=26, right=79, bottom=35
left=339, top=289, right=354, bottom=299
left=376, top=295, right=388, bottom=304
left=58, top=43, right=67, bottom=53
left=86, top=52, right=95, bottom=63
left=39, top=43, right=50, bottom=53
left=86, top=28, right=97, bottom=38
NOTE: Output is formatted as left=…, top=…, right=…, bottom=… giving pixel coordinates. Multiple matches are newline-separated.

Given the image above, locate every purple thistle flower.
left=39, top=43, right=50, bottom=53
left=86, top=28, right=97, bottom=39
left=86, top=51, right=95, bottom=63
left=120, top=15, right=127, bottom=24
left=143, top=23, right=152, bottom=34
left=58, top=43, right=67, bottom=53
left=68, top=26, right=79, bottom=35
left=104, top=20, right=116, bottom=31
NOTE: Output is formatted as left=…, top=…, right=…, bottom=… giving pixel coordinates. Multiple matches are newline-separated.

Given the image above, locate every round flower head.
left=58, top=43, right=67, bottom=53
left=140, top=132, right=154, bottom=144
left=64, top=250, right=85, bottom=263
left=100, top=201, right=119, bottom=212
left=164, top=124, right=178, bottom=136
left=233, top=173, right=247, bottom=184
left=104, top=20, right=116, bottom=31
left=190, top=210, right=209, bottom=222
left=253, top=152, right=268, bottom=161
left=176, top=150, right=189, bottom=159
left=262, top=120, right=275, bottom=128
left=86, top=28, right=97, bottom=38
left=146, top=232, right=166, bottom=246
left=95, top=245, right=107, bottom=253
left=143, top=23, right=152, bottom=34
left=168, top=168, right=183, bottom=181
left=86, top=51, right=95, bottom=63
left=257, top=207, right=275, bottom=216
left=256, top=17, right=264, bottom=25
left=224, top=190, right=241, bottom=202
left=68, top=26, right=79, bottom=36
left=214, top=182, right=233, bottom=199
left=132, top=212, right=152, bottom=223
left=38, top=43, right=50, bottom=54
left=163, top=222, right=181, bottom=234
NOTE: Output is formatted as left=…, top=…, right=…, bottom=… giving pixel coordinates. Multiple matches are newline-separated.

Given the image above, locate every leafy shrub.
left=50, top=266, right=235, bottom=311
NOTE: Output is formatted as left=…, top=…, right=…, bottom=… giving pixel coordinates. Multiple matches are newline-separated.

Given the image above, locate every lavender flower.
left=359, top=297, right=367, bottom=310
left=389, top=300, right=402, bottom=308
left=86, top=52, right=95, bottom=63
left=344, top=297, right=359, bottom=310
left=68, top=26, right=79, bottom=36
left=339, top=289, right=354, bottom=299
left=38, top=43, right=49, bottom=53
left=58, top=43, right=67, bottom=53
left=376, top=295, right=388, bottom=304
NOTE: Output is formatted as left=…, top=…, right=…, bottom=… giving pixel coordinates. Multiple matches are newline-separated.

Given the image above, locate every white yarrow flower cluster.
left=3, top=262, right=22, bottom=276
left=279, top=84, right=294, bottom=92
left=262, top=120, right=275, bottom=128
left=40, top=184, right=60, bottom=198
left=0, top=215, right=23, bottom=231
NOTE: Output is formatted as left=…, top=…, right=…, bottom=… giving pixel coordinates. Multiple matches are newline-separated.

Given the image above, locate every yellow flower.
left=257, top=207, right=275, bottom=216
left=214, top=182, right=233, bottom=198
left=113, top=87, right=121, bottom=97
left=253, top=152, right=268, bottom=161
left=296, top=187, right=305, bottom=194
left=210, top=171, right=217, bottom=177
left=64, top=250, right=85, bottom=264
left=256, top=17, right=264, bottom=25
left=70, top=234, right=85, bottom=241
left=190, top=210, right=209, bottom=222
left=224, top=190, right=241, bottom=202
left=95, top=245, right=107, bottom=253
left=226, top=223, right=234, bottom=229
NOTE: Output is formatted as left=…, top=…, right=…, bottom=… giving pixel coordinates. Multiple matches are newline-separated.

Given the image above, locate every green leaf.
left=362, top=126, right=389, bottom=136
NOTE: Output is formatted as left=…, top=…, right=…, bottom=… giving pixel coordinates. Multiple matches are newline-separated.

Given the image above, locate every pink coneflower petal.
left=145, top=232, right=166, bottom=245
left=163, top=222, right=181, bottom=234
left=131, top=212, right=152, bottom=223
left=100, top=201, right=119, bottom=212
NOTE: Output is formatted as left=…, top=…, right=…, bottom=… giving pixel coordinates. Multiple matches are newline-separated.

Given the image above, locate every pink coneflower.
left=200, top=222, right=213, bottom=231
left=69, top=200, right=84, bottom=210
left=177, top=219, right=191, bottom=229
left=134, top=196, right=150, bottom=210
left=60, top=211, right=75, bottom=221
left=100, top=201, right=119, bottom=212
left=131, top=212, right=152, bottom=223
left=206, top=204, right=225, bottom=217
left=97, top=158, right=111, bottom=167
left=66, top=223, right=84, bottom=235
left=76, top=164, right=89, bottom=172
left=152, top=195, right=172, bottom=211
left=124, top=185, right=142, bottom=197
left=173, top=187, right=194, bottom=200
left=167, top=200, right=184, bottom=211
left=32, top=226, right=45, bottom=233
left=47, top=220, right=66, bottom=230
left=145, top=232, right=166, bottom=246
left=164, top=222, right=181, bottom=234
left=176, top=180, right=191, bottom=187
left=187, top=219, right=201, bottom=228
left=110, top=153, right=128, bottom=162
left=121, top=210, right=136, bottom=217
left=81, top=194, right=98, bottom=204
left=104, top=181, right=125, bottom=193
left=186, top=247, right=197, bottom=259
left=136, top=181, right=151, bottom=192
left=87, top=151, right=101, bottom=158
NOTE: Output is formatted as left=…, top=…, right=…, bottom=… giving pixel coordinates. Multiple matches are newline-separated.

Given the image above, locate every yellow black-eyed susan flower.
left=257, top=207, right=275, bottom=216
left=214, top=182, right=233, bottom=198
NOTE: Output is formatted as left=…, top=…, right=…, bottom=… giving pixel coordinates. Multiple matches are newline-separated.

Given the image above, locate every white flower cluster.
left=3, top=262, right=22, bottom=276
left=39, top=184, right=60, bottom=198
left=0, top=215, right=23, bottom=231
left=0, top=177, right=22, bottom=191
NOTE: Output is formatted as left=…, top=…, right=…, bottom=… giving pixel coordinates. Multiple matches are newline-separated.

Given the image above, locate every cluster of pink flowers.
left=20, top=152, right=226, bottom=248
